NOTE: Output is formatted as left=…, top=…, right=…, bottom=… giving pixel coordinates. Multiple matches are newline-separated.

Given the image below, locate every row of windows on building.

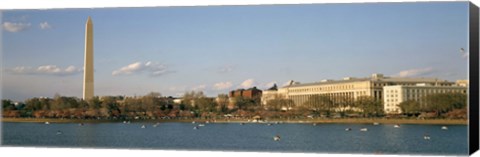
left=372, top=83, right=430, bottom=87
left=372, top=83, right=394, bottom=87
left=386, top=89, right=466, bottom=98
left=384, top=89, right=467, bottom=111
left=377, top=82, right=453, bottom=87
left=385, top=99, right=399, bottom=102
left=288, top=92, right=358, bottom=106
left=289, top=84, right=356, bottom=93
left=385, top=108, right=399, bottom=112
left=386, top=88, right=464, bottom=94
left=289, top=83, right=456, bottom=94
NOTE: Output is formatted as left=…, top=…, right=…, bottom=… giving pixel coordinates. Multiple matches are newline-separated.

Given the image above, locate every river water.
left=1, top=122, right=468, bottom=155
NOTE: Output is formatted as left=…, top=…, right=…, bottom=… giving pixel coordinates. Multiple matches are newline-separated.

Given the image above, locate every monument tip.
left=87, top=16, right=92, bottom=23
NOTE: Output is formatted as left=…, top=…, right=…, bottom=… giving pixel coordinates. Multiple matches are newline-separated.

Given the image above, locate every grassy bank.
left=1, top=117, right=467, bottom=125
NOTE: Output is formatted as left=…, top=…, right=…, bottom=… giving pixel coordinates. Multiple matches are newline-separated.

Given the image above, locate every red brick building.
left=228, top=87, right=262, bottom=99
left=227, top=87, right=262, bottom=110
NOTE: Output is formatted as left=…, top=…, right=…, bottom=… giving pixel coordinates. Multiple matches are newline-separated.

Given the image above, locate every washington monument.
left=83, top=16, right=94, bottom=100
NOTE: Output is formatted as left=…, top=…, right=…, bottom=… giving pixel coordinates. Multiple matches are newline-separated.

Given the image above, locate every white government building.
left=383, top=84, right=467, bottom=113
left=261, top=73, right=467, bottom=114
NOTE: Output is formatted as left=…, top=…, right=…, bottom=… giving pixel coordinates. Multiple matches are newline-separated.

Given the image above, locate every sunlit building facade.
left=383, top=84, right=467, bottom=114
left=261, top=73, right=460, bottom=113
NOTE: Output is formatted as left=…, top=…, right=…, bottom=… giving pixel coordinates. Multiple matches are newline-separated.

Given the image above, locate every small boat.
left=394, top=124, right=400, bottom=128
left=153, top=124, right=158, bottom=128
left=193, top=126, right=199, bottom=130
left=441, top=126, right=448, bottom=130
left=424, top=135, right=431, bottom=140
left=127, top=121, right=131, bottom=124
left=273, top=135, right=281, bottom=141
left=45, top=122, right=50, bottom=125
left=312, top=123, right=317, bottom=126
left=206, top=121, right=210, bottom=124
left=360, top=128, right=368, bottom=132
left=192, top=121, right=196, bottom=124
left=373, top=122, right=380, bottom=125
left=79, top=123, right=84, bottom=126
left=198, top=124, right=205, bottom=127
left=345, top=128, right=352, bottom=131
left=240, top=122, right=245, bottom=125
left=267, top=123, right=272, bottom=126
left=56, top=130, right=62, bottom=135
left=123, top=121, right=127, bottom=124
left=141, top=125, right=146, bottom=129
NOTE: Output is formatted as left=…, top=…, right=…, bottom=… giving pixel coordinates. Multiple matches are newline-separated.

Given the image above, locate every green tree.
left=335, top=96, right=354, bottom=116
left=266, top=95, right=293, bottom=111
left=182, top=91, right=204, bottom=107
left=51, top=95, right=80, bottom=110
left=88, top=96, right=101, bottom=109
left=197, top=97, right=215, bottom=113
left=398, top=100, right=421, bottom=115
left=216, top=94, right=229, bottom=113
left=233, top=96, right=251, bottom=111
left=2, top=99, right=16, bottom=111
left=100, top=96, right=121, bottom=118
left=303, top=95, right=334, bottom=116
left=24, top=97, right=52, bottom=111
left=141, top=92, right=164, bottom=112
left=354, top=96, right=383, bottom=117
left=423, top=93, right=467, bottom=117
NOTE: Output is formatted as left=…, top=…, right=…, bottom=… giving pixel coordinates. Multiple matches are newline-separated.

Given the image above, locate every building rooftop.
left=283, top=74, right=452, bottom=88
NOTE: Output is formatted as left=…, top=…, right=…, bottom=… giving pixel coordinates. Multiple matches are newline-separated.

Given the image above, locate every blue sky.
left=2, top=2, right=470, bottom=101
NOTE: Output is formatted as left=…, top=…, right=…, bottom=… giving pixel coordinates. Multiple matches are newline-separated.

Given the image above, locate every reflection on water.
left=1, top=122, right=468, bottom=155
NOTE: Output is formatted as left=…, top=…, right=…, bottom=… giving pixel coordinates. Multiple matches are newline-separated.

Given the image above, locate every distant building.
left=227, top=87, right=263, bottom=109
left=261, top=84, right=281, bottom=105
left=228, top=87, right=262, bottom=99
left=383, top=84, right=467, bottom=114
left=173, top=98, right=182, bottom=104
left=261, top=73, right=461, bottom=113
left=456, top=80, right=469, bottom=87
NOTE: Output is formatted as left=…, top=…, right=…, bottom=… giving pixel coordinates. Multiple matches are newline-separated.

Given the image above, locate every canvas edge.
left=469, top=1, right=479, bottom=155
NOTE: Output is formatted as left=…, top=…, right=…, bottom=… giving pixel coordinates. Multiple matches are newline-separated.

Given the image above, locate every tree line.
left=398, top=92, right=467, bottom=118
left=2, top=91, right=467, bottom=120
left=266, top=95, right=383, bottom=118
left=265, top=92, right=467, bottom=119
left=2, top=91, right=259, bottom=120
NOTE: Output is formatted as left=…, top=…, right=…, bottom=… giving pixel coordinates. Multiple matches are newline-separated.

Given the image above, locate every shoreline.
left=1, top=118, right=467, bottom=125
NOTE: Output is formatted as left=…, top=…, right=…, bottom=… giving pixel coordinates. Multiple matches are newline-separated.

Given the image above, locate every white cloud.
left=213, top=81, right=233, bottom=90
left=112, top=62, right=143, bottom=75
left=65, top=66, right=79, bottom=73
left=394, top=67, right=434, bottom=77
left=112, top=61, right=172, bottom=77
left=37, top=65, right=61, bottom=73
left=147, top=62, right=170, bottom=76
left=2, top=22, right=31, bottom=32
left=6, top=65, right=82, bottom=76
left=39, top=22, right=52, bottom=29
left=239, top=79, right=256, bottom=89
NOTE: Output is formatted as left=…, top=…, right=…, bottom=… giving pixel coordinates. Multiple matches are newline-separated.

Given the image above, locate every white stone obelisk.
left=83, top=16, right=94, bottom=100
